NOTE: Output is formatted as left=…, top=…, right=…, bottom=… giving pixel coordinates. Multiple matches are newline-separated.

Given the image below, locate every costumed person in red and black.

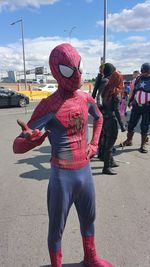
left=122, top=63, right=150, bottom=153
left=100, top=71, right=126, bottom=175
left=13, top=43, right=115, bottom=267
left=92, top=63, right=116, bottom=161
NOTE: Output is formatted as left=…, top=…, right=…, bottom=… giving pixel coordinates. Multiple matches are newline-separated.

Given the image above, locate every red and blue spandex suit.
left=13, top=43, right=114, bottom=267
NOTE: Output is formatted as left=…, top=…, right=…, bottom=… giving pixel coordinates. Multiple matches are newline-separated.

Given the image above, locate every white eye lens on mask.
left=59, top=59, right=83, bottom=78
left=59, top=65, right=74, bottom=78
left=79, top=60, right=83, bottom=74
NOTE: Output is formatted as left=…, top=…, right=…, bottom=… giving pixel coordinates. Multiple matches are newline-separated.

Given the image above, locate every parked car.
left=33, top=83, right=58, bottom=93
left=0, top=87, right=29, bottom=108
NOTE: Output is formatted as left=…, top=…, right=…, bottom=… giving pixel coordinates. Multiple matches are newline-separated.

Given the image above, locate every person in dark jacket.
left=92, top=64, right=104, bottom=99
left=92, top=63, right=116, bottom=102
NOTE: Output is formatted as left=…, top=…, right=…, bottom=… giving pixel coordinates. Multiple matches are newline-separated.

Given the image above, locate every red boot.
left=82, top=236, right=115, bottom=267
left=49, top=250, right=62, bottom=267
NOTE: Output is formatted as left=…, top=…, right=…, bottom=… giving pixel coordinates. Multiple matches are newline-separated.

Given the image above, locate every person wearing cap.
left=122, top=63, right=150, bottom=153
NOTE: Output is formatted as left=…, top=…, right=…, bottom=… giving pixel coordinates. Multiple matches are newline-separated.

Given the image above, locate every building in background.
left=0, top=70, right=16, bottom=83
left=0, top=67, right=56, bottom=84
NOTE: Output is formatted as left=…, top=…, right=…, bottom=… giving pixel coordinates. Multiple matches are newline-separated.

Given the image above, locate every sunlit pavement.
left=0, top=104, right=149, bottom=267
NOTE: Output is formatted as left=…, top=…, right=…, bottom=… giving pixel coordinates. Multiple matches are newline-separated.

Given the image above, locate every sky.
left=0, top=0, right=150, bottom=79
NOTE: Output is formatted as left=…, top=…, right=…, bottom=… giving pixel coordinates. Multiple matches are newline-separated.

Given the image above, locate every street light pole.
left=103, top=0, right=107, bottom=63
left=11, top=18, right=27, bottom=89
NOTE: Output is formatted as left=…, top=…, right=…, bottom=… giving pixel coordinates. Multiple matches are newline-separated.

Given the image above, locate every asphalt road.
left=0, top=102, right=150, bottom=267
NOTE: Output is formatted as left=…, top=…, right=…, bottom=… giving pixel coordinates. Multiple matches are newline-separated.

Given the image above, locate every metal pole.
left=11, top=18, right=27, bottom=89
left=103, top=0, right=107, bottom=63
left=20, top=19, right=27, bottom=90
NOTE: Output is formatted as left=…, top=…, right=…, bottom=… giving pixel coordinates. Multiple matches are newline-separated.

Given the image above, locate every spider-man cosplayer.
left=122, top=62, right=150, bottom=153
left=13, top=43, right=115, bottom=267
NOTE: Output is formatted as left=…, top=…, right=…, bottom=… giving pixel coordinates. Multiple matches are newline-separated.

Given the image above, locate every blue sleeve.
left=29, top=113, right=54, bottom=130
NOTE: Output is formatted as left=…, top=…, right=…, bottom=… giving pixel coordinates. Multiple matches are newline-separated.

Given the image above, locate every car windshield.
left=38, top=85, right=46, bottom=88
left=0, top=88, right=15, bottom=94
left=39, top=84, right=57, bottom=88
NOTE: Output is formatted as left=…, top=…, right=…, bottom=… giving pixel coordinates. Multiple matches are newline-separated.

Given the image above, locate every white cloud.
left=0, top=35, right=150, bottom=78
left=127, top=36, right=146, bottom=42
left=97, top=0, right=150, bottom=32
left=0, top=0, right=59, bottom=10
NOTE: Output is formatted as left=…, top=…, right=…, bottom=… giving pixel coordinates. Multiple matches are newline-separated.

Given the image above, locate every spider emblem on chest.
left=68, top=112, right=84, bottom=136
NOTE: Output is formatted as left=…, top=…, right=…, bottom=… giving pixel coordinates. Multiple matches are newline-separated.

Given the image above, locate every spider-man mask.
left=49, top=43, right=83, bottom=92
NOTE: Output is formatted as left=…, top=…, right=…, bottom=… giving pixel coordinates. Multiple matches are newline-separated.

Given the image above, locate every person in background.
left=92, top=63, right=116, bottom=104
left=119, top=81, right=131, bottom=122
left=122, top=63, right=150, bottom=153
left=100, top=70, right=126, bottom=175
left=130, top=70, right=140, bottom=95
left=13, top=43, right=115, bottom=267
left=123, top=81, right=131, bottom=116
left=92, top=64, right=104, bottom=99
left=92, top=63, right=116, bottom=160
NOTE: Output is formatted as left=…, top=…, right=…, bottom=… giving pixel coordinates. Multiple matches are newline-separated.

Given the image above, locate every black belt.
left=137, top=102, right=150, bottom=107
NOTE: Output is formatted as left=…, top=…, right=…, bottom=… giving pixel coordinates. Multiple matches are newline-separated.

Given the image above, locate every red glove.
left=13, top=119, right=49, bottom=154
left=17, top=119, right=48, bottom=144
left=86, top=143, right=97, bottom=160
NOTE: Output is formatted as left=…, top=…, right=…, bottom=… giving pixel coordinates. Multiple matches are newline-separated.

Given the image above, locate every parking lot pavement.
left=0, top=105, right=150, bottom=267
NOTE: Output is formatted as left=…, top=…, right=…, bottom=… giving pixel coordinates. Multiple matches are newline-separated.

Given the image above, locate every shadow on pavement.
left=92, top=172, right=104, bottom=176
left=114, top=146, right=139, bottom=156
left=15, top=145, right=51, bottom=181
left=91, top=166, right=102, bottom=170
left=19, top=167, right=50, bottom=181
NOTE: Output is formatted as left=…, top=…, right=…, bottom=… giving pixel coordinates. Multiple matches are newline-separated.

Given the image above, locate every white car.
left=33, top=84, right=58, bottom=93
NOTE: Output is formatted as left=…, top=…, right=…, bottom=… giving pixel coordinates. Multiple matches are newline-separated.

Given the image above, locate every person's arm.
left=13, top=99, right=51, bottom=154
left=86, top=96, right=103, bottom=159
left=96, top=78, right=109, bottom=107
left=128, top=88, right=136, bottom=106
left=92, top=73, right=103, bottom=99
left=128, top=76, right=140, bottom=106
left=113, top=97, right=126, bottom=132
left=13, top=120, right=49, bottom=154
